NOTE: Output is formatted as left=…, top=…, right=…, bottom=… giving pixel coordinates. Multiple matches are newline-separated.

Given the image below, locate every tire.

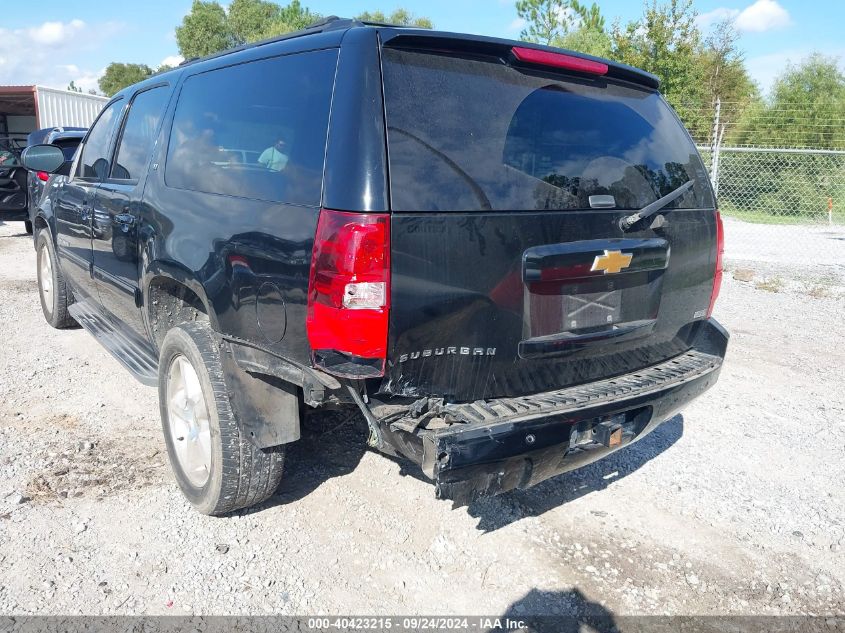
left=158, top=322, right=285, bottom=515
left=24, top=220, right=33, bottom=235
left=35, top=231, right=77, bottom=329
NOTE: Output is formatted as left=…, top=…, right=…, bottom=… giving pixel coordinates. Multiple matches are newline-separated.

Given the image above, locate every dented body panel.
left=375, top=319, right=728, bottom=505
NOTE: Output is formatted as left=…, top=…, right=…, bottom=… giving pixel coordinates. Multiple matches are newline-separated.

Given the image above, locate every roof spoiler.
left=379, top=31, right=660, bottom=90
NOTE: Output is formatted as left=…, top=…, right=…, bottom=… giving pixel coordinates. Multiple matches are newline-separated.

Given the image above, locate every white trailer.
left=0, top=85, right=108, bottom=144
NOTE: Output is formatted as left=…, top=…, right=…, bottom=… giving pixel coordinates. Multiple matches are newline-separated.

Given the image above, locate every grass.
left=804, top=285, right=831, bottom=299
left=755, top=277, right=784, bottom=293
left=720, top=206, right=845, bottom=226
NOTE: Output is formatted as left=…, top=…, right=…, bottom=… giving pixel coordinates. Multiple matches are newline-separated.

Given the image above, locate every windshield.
left=382, top=47, right=714, bottom=212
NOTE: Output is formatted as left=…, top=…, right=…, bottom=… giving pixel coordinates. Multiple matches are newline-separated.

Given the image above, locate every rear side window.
left=382, top=48, right=714, bottom=212
left=78, top=99, right=123, bottom=180
left=112, top=86, right=169, bottom=181
left=165, top=49, right=338, bottom=205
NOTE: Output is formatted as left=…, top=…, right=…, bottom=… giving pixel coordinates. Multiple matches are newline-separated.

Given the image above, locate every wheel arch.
left=143, top=261, right=218, bottom=349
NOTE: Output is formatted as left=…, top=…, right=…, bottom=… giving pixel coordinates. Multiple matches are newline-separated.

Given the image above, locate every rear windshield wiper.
left=618, top=180, right=694, bottom=232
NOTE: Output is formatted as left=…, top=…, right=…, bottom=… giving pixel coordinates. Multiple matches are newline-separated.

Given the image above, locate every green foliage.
left=516, top=0, right=574, bottom=45
left=748, top=55, right=845, bottom=149
left=98, top=63, right=154, bottom=97
left=176, top=0, right=232, bottom=59
left=175, top=0, right=318, bottom=59
left=356, top=9, right=433, bottom=28
left=516, top=0, right=608, bottom=57
left=558, top=26, right=611, bottom=57
left=570, top=0, right=604, bottom=31
left=701, top=19, right=757, bottom=107
left=258, top=0, right=321, bottom=40
left=610, top=0, right=705, bottom=123
left=66, top=81, right=82, bottom=93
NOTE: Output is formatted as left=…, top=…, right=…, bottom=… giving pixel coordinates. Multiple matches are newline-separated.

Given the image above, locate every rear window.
left=382, top=47, right=714, bottom=212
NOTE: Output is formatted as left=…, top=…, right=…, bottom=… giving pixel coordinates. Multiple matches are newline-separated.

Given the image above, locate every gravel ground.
left=0, top=218, right=843, bottom=618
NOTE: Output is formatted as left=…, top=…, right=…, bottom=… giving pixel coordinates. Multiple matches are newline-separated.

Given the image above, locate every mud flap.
left=220, top=341, right=301, bottom=448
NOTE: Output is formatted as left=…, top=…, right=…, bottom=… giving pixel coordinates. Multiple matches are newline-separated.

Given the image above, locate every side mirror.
left=21, top=144, right=67, bottom=174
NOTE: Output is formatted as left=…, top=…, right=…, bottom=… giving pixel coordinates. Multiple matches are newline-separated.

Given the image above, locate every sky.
left=0, top=0, right=842, bottom=96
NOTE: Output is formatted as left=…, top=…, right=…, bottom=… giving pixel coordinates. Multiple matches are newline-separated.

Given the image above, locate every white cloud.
left=160, top=55, right=185, bottom=68
left=0, top=19, right=122, bottom=91
left=698, top=0, right=791, bottom=34
left=508, top=17, right=526, bottom=32
left=734, top=0, right=791, bottom=32
left=28, top=19, right=87, bottom=45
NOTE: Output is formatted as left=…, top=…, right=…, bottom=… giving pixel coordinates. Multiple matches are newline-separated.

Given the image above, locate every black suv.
left=22, top=18, right=728, bottom=515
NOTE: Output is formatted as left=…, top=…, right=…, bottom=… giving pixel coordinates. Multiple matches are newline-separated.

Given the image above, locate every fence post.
left=710, top=98, right=722, bottom=197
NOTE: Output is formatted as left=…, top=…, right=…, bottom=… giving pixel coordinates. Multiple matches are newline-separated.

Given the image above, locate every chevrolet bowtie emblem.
left=591, top=249, right=633, bottom=275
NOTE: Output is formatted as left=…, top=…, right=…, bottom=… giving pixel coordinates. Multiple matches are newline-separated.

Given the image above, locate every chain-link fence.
left=685, top=100, right=845, bottom=268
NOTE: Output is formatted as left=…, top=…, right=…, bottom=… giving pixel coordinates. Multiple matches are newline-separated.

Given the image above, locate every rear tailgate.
left=379, top=40, right=718, bottom=402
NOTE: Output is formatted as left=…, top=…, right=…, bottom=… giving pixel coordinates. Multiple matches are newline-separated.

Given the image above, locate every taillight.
left=511, top=46, right=608, bottom=75
left=306, top=209, right=390, bottom=378
left=37, top=171, right=49, bottom=182
left=707, top=211, right=724, bottom=318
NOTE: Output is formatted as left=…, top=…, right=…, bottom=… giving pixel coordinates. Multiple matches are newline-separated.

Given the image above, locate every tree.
left=98, top=63, right=154, bottom=97
left=696, top=18, right=759, bottom=142
left=517, top=0, right=609, bottom=56
left=228, top=0, right=281, bottom=44
left=559, top=2, right=610, bottom=57
left=570, top=0, right=604, bottom=31
left=176, top=0, right=232, bottom=59
left=66, top=81, right=82, bottom=93
left=355, top=8, right=433, bottom=28
left=610, top=0, right=705, bottom=124
left=735, top=54, right=845, bottom=149
left=175, top=0, right=321, bottom=58
left=516, top=0, right=574, bottom=45
left=246, top=0, right=319, bottom=41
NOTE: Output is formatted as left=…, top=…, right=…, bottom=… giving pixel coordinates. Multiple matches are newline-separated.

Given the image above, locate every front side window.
left=112, top=86, right=170, bottom=181
left=77, top=99, right=123, bottom=181
left=165, top=49, right=338, bottom=205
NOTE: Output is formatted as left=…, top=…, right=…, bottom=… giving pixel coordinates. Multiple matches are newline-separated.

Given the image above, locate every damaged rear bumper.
left=373, top=319, right=729, bottom=506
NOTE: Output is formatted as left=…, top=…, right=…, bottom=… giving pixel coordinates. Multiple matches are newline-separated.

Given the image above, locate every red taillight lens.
left=307, top=209, right=390, bottom=377
left=511, top=46, right=608, bottom=75
left=37, top=171, right=49, bottom=182
left=707, top=211, right=724, bottom=318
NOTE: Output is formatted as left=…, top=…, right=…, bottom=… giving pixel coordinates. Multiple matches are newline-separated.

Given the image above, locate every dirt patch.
left=732, top=268, right=755, bottom=282
left=0, top=279, right=37, bottom=294
left=1, top=411, right=81, bottom=431
left=24, top=437, right=167, bottom=502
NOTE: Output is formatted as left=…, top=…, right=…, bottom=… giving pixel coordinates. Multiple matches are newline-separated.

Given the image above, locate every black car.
left=22, top=17, right=728, bottom=515
left=26, top=128, right=86, bottom=233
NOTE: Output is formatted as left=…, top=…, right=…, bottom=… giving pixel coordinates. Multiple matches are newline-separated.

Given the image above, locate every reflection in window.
left=382, top=48, right=714, bottom=212
left=165, top=49, right=337, bottom=206
left=112, top=86, right=169, bottom=180
left=79, top=99, right=123, bottom=180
